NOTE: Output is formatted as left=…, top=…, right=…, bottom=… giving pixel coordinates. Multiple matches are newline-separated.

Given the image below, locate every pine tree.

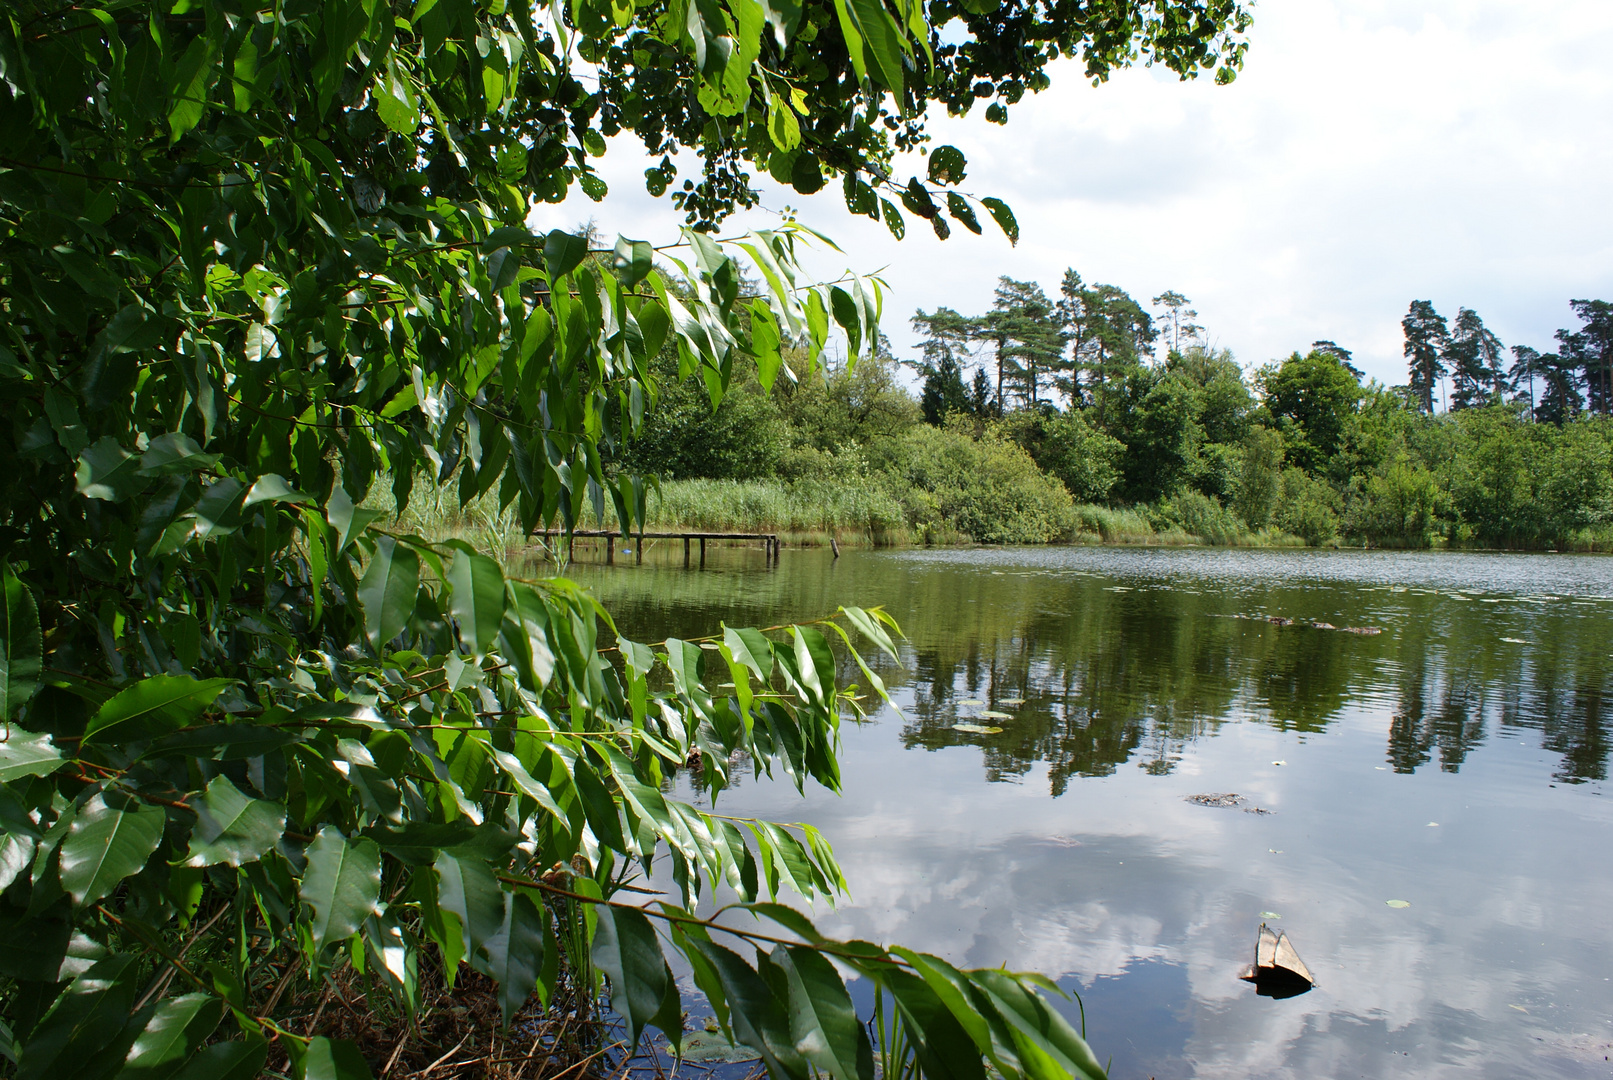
left=982, top=278, right=1066, bottom=408
left=1561, top=299, right=1613, bottom=415
left=1402, top=300, right=1450, bottom=413
left=1508, top=345, right=1545, bottom=417
left=1153, top=290, right=1203, bottom=356
left=1445, top=308, right=1504, bottom=409
left=919, top=354, right=971, bottom=423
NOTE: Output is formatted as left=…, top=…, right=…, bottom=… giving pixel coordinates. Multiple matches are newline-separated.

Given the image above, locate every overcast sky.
left=533, top=0, right=1613, bottom=390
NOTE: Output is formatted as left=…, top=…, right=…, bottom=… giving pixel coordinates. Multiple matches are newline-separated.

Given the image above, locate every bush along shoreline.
left=586, top=333, right=1613, bottom=554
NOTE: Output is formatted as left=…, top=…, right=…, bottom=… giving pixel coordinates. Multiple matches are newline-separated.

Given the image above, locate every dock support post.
left=606, top=533, right=614, bottom=565
left=636, top=531, right=643, bottom=564
left=699, top=536, right=706, bottom=568
left=684, top=536, right=691, bottom=567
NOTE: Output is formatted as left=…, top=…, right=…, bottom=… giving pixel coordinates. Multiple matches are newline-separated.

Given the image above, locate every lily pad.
left=1386, top=899, right=1410, bottom=908
left=952, top=723, right=1004, bottom=735
left=1000, top=698, right=1026, bottom=704
left=1500, top=637, right=1527, bottom=644
left=977, top=710, right=1014, bottom=720
left=1260, top=911, right=1282, bottom=919
left=959, top=699, right=984, bottom=706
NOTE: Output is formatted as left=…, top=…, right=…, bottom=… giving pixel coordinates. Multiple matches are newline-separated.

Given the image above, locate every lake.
left=557, top=543, right=1613, bottom=1079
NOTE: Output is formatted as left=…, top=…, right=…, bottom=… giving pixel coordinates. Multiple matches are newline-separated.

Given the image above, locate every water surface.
left=559, top=544, right=1613, bottom=1079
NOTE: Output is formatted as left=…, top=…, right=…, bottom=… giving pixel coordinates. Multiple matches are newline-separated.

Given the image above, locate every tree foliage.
left=0, top=0, right=1262, bottom=1073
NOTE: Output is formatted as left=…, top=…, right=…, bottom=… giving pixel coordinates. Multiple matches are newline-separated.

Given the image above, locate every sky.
left=532, top=0, right=1613, bottom=390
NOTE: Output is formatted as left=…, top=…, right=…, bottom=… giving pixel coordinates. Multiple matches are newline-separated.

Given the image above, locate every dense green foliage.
left=0, top=0, right=1263, bottom=1075
left=638, top=279, right=1613, bottom=549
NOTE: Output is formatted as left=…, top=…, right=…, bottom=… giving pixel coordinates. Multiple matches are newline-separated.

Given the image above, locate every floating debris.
left=1271, top=760, right=1287, bottom=766
left=1239, top=923, right=1314, bottom=998
left=959, top=699, right=984, bottom=706
left=977, top=710, right=1014, bottom=719
left=1000, top=697, right=1026, bottom=705
left=1386, top=899, right=1410, bottom=908
left=1260, top=911, right=1282, bottom=919
left=1186, top=793, right=1247, bottom=808
left=1186, top=792, right=1274, bottom=814
left=952, top=723, right=1003, bottom=735
left=1500, top=637, right=1527, bottom=644
left=1268, top=616, right=1295, bottom=626
left=1310, top=621, right=1336, bottom=630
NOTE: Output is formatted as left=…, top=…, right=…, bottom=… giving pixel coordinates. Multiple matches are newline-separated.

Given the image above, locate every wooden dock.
left=534, top=530, right=780, bottom=567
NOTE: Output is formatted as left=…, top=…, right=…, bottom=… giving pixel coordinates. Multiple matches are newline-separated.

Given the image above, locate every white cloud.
left=534, top=0, right=1613, bottom=389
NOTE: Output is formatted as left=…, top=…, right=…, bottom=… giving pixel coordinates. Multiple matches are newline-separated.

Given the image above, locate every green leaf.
left=884, top=968, right=988, bottom=1080
left=544, top=230, right=590, bottom=281
left=0, top=729, right=60, bottom=783
left=612, top=237, right=654, bottom=287
left=768, top=97, right=802, bottom=152
left=297, top=1036, right=374, bottom=1080
left=184, top=775, right=287, bottom=868
left=138, top=432, right=220, bottom=476
left=169, top=1036, right=268, bottom=1080
left=14, top=955, right=135, bottom=1080
left=75, top=437, right=147, bottom=502
left=774, top=945, right=872, bottom=1080
left=242, top=473, right=311, bottom=508
left=591, top=904, right=678, bottom=1051
left=980, top=197, right=1019, bottom=245
left=83, top=675, right=234, bottom=744
left=167, top=34, right=216, bottom=142
left=120, top=993, right=224, bottom=1079
left=689, top=939, right=805, bottom=1078
left=60, top=792, right=166, bottom=908
left=946, top=193, right=983, bottom=235
left=358, top=535, right=419, bottom=650
left=724, top=626, right=775, bottom=681
left=928, top=145, right=968, bottom=185
left=446, top=550, right=507, bottom=655
left=298, top=827, right=382, bottom=958
left=488, top=891, right=547, bottom=1025
left=879, top=198, right=905, bottom=241
left=968, top=969, right=1107, bottom=1080
left=374, top=64, right=421, bottom=135
left=434, top=851, right=506, bottom=962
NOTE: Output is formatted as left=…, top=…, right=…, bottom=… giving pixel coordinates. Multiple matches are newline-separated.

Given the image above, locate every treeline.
left=614, top=275, right=1613, bottom=550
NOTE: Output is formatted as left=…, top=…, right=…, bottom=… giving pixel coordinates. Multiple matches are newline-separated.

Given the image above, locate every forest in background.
left=609, top=276, right=1613, bottom=550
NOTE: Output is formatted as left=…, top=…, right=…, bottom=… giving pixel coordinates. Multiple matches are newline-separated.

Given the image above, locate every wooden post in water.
left=606, top=533, right=614, bottom=565
left=684, top=536, right=691, bottom=567
left=636, top=530, right=643, bottom=564
left=830, top=536, right=840, bottom=559
left=699, top=536, right=706, bottom=568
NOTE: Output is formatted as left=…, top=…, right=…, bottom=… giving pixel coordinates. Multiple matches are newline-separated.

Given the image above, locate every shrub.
left=879, top=420, right=1075, bottom=543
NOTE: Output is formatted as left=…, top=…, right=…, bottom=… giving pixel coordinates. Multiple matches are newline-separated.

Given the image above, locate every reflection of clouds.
left=676, top=708, right=1613, bottom=1078
left=604, top=548, right=1613, bottom=1077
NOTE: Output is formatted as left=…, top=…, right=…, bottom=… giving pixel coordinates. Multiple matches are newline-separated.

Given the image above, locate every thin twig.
left=409, top=1034, right=470, bottom=1078
left=132, top=902, right=232, bottom=1011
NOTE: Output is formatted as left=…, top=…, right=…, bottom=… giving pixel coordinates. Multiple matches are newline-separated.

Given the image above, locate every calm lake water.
left=557, top=543, right=1613, bottom=1080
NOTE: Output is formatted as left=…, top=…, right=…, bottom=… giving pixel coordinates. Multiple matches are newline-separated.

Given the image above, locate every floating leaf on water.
left=679, top=1032, right=761, bottom=1063
left=959, top=699, right=984, bottom=706
left=1268, top=849, right=1283, bottom=854
left=1508, top=1004, right=1528, bottom=1013
left=1260, top=911, right=1282, bottom=919
left=1386, top=899, right=1410, bottom=908
left=977, top=710, right=1013, bottom=719
left=951, top=723, right=1003, bottom=734
left=1000, top=698, right=1026, bottom=704
left=1426, top=822, right=1439, bottom=827
left=1500, top=637, right=1527, bottom=644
